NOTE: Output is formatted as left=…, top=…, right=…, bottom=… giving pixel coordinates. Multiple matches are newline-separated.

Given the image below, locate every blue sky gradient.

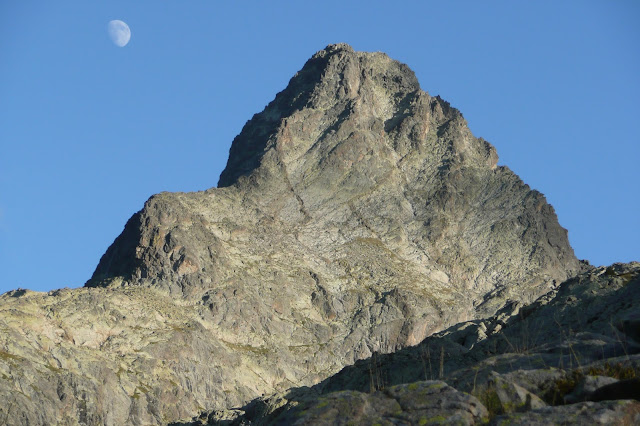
left=1, top=1, right=638, bottom=293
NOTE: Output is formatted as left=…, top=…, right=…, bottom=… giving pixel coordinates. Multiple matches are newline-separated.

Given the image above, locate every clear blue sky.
left=1, top=1, right=638, bottom=294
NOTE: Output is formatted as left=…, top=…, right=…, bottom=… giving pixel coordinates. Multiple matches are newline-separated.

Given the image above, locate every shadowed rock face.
left=0, top=44, right=583, bottom=425
left=207, top=263, right=640, bottom=425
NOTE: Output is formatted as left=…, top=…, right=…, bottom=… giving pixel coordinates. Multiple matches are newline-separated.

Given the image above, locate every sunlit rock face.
left=0, top=44, right=581, bottom=425
left=93, top=43, right=579, bottom=318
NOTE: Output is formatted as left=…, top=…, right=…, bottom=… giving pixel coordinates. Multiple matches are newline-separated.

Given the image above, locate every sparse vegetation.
left=545, top=362, right=640, bottom=405
left=223, top=341, right=271, bottom=355
left=0, top=350, right=20, bottom=362
left=474, top=386, right=503, bottom=419
left=45, top=363, right=61, bottom=373
left=586, top=362, right=639, bottom=380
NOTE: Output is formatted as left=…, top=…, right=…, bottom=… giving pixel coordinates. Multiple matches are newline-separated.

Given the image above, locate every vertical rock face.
left=0, top=44, right=583, bottom=425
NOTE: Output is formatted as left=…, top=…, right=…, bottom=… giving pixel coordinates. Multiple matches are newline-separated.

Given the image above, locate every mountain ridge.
left=89, top=43, right=579, bottom=316
left=0, top=44, right=616, bottom=425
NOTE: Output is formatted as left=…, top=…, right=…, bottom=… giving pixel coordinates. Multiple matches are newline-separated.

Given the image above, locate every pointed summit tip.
left=217, top=43, right=424, bottom=188
left=313, top=43, right=356, bottom=58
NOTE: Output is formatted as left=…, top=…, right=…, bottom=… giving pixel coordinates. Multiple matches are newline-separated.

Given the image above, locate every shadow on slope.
left=176, top=262, right=640, bottom=424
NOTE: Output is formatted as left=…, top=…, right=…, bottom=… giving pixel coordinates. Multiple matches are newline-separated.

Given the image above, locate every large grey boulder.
left=564, top=375, right=619, bottom=404
left=270, top=381, right=488, bottom=425
left=488, top=372, right=547, bottom=413
left=492, top=400, right=640, bottom=425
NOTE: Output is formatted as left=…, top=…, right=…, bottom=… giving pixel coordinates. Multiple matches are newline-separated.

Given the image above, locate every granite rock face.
left=92, top=43, right=579, bottom=333
left=176, top=264, right=640, bottom=425
left=0, top=44, right=586, bottom=425
left=219, top=262, right=639, bottom=425
left=272, top=381, right=489, bottom=426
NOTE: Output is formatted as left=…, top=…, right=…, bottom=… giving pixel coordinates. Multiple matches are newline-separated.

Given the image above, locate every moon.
left=108, top=20, right=131, bottom=47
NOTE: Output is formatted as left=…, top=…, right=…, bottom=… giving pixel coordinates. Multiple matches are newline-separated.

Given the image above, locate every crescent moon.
left=108, top=20, right=131, bottom=47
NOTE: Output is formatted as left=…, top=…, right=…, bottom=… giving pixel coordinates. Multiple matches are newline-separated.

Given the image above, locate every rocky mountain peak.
left=219, top=43, right=424, bottom=188
left=0, top=45, right=611, bottom=426
left=216, top=44, right=499, bottom=232
left=90, top=45, right=578, bottom=318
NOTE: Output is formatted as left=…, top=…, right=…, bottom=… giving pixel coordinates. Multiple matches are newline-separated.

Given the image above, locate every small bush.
left=474, top=386, right=503, bottom=419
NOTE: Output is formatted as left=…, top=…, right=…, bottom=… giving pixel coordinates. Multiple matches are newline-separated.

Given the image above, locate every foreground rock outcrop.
left=0, top=44, right=604, bottom=425
left=198, top=263, right=640, bottom=425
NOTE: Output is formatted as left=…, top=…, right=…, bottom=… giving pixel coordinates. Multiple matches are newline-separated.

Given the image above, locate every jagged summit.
left=90, top=44, right=578, bottom=319
left=218, top=43, right=422, bottom=187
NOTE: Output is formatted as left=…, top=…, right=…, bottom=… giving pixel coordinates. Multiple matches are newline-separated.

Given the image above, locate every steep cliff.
left=91, top=42, right=579, bottom=327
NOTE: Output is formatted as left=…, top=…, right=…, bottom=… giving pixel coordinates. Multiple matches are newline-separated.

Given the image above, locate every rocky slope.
left=202, top=262, right=640, bottom=425
left=0, top=44, right=588, bottom=425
